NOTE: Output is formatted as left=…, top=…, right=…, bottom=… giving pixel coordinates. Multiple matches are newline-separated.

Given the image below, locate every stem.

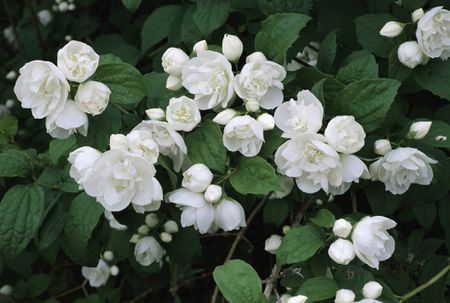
left=112, top=102, right=131, bottom=115
left=50, top=280, right=88, bottom=300
left=400, top=264, right=450, bottom=302
left=292, top=57, right=313, bottom=68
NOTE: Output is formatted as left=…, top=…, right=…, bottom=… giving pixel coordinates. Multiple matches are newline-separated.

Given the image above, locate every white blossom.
left=397, top=41, right=428, bottom=69
left=134, top=236, right=165, bottom=267
left=328, top=239, right=356, bottom=265
left=162, top=47, right=189, bottom=76
left=223, top=115, right=264, bottom=157
left=57, top=40, right=99, bottom=82
left=416, top=6, right=450, bottom=59
left=74, top=81, right=111, bottom=116
left=81, top=259, right=110, bottom=287
left=182, top=163, right=213, bottom=193
left=333, top=218, right=353, bottom=238
left=214, top=198, right=246, bottom=231
left=68, top=146, right=102, bottom=186
left=45, top=100, right=88, bottom=139
left=110, top=130, right=160, bottom=164
left=222, top=34, right=243, bottom=62
left=324, top=115, right=365, bottom=154
left=166, top=96, right=201, bottom=132
left=264, top=234, right=282, bottom=254
left=362, top=281, right=383, bottom=299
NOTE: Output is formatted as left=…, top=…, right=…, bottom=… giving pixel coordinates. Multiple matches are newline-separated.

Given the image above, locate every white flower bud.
left=264, top=234, right=282, bottom=254
left=68, top=3, right=75, bottom=10
left=328, top=239, right=356, bottom=265
left=193, top=40, right=208, bottom=54
left=110, top=265, right=119, bottom=276
left=204, top=184, right=222, bottom=203
left=246, top=51, right=267, bottom=63
left=335, top=289, right=356, bottom=303
left=287, top=295, right=308, bottom=303
left=145, top=108, right=165, bottom=120
left=160, top=232, right=173, bottom=243
left=182, top=163, right=213, bottom=193
left=166, top=75, right=183, bottom=91
left=412, top=8, right=424, bottom=23
left=257, top=113, right=275, bottom=130
left=408, top=121, right=432, bottom=139
left=64, top=35, right=72, bottom=41
left=222, top=34, right=243, bottom=62
left=379, top=21, right=404, bottom=37
left=213, top=108, right=237, bottom=125
left=161, top=47, right=189, bottom=76
left=333, top=219, right=353, bottom=238
left=397, top=41, right=428, bottom=69
left=37, top=10, right=52, bottom=26
left=5, top=99, right=14, bottom=109
left=373, top=139, right=392, bottom=156
left=75, top=81, right=111, bottom=116
left=58, top=2, right=69, bottom=12
left=282, top=225, right=291, bottom=235
left=145, top=213, right=159, bottom=228
left=103, top=251, right=114, bottom=261
left=0, top=285, right=12, bottom=296
left=362, top=281, right=383, bottom=299
left=138, top=225, right=150, bottom=235
left=130, top=234, right=140, bottom=244
left=163, top=220, right=179, bottom=234
left=5, top=70, right=16, bottom=80
left=245, top=100, right=260, bottom=112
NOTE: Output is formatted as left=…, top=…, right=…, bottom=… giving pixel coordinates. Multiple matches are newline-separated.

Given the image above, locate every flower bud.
left=408, top=121, right=432, bottom=139
left=68, top=3, right=75, bottom=10
left=373, top=139, right=392, bottom=156
left=146, top=108, right=165, bottom=120
left=163, top=220, right=179, bottom=234
left=245, top=100, right=260, bottom=112
left=222, top=34, right=243, bottom=62
left=412, top=8, right=424, bottom=23
left=37, top=9, right=52, bottom=26
left=75, top=81, right=111, bottom=116
left=138, top=225, right=150, bottom=235
left=246, top=51, right=267, bottom=63
left=0, top=285, right=12, bottom=296
left=5, top=99, right=14, bottom=109
left=335, top=289, right=355, bottom=303
left=397, top=41, right=428, bottom=69
left=264, top=234, right=282, bottom=254
left=64, top=35, right=72, bottom=41
left=193, top=40, right=208, bottom=54
left=257, top=113, right=275, bottom=130
left=333, top=219, right=352, bottom=238
left=110, top=265, right=119, bottom=276
left=145, top=213, right=159, bottom=228
left=161, top=47, right=189, bottom=76
left=204, top=184, right=222, bottom=203
left=362, top=281, right=383, bottom=299
left=287, top=295, right=308, bottom=303
left=166, top=75, right=183, bottom=91
left=328, top=239, right=355, bottom=265
left=213, top=108, right=237, bottom=125
left=282, top=225, right=291, bottom=235
left=182, top=163, right=213, bottom=192
left=130, top=234, right=140, bottom=244
left=5, top=70, right=16, bottom=80
left=160, top=232, right=173, bottom=243
left=58, top=2, right=69, bottom=12
left=103, top=251, right=114, bottom=261
left=379, top=21, right=404, bottom=37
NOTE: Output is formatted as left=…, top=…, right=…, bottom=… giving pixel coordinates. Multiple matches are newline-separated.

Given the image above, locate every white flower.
left=160, top=232, right=172, bottom=243
left=223, top=115, right=264, bottom=157
left=274, top=90, right=324, bottom=138
left=246, top=51, right=267, bottom=63
left=351, top=216, right=397, bottom=269
left=222, top=34, right=243, bottom=62
left=213, top=108, right=237, bottom=125
left=362, top=281, right=383, bottom=299
left=182, top=50, right=234, bottom=110
left=0, top=285, right=12, bottom=296
left=204, top=184, right=222, bottom=203
left=280, top=294, right=292, bottom=303
left=133, top=120, right=187, bottom=171
left=14, top=60, right=69, bottom=119
left=270, top=175, right=294, bottom=199
left=167, top=188, right=215, bottom=234
left=5, top=70, right=16, bottom=80
left=333, top=218, right=353, bottom=238
left=408, top=121, right=432, bottom=139
left=234, top=60, right=286, bottom=110
left=110, top=130, right=159, bottom=164
left=328, top=239, right=356, bottom=265
left=68, top=146, right=102, bottom=186
left=146, top=108, right=165, bottom=120
left=214, top=198, right=246, bottom=231
left=379, top=21, right=404, bottom=37
left=324, top=116, right=365, bottom=154
left=397, top=41, right=428, bottom=69
left=416, top=6, right=450, bottom=59
left=37, top=10, right=52, bottom=26
left=329, top=155, right=370, bottom=196
left=166, top=75, right=183, bottom=91
left=145, top=213, right=159, bottom=228
left=45, top=100, right=88, bottom=139
left=162, top=47, right=189, bottom=76
left=193, top=40, right=208, bottom=54
left=275, top=133, right=342, bottom=194
left=104, top=211, right=128, bottom=231
left=335, top=289, right=356, bottom=303
left=287, top=295, right=308, bottom=303
left=412, top=8, right=424, bottom=23
left=163, top=220, right=179, bottom=234
left=74, top=81, right=111, bottom=116
left=369, top=147, right=437, bottom=195
left=57, top=40, right=99, bottom=82
left=134, top=236, right=165, bottom=267
left=82, top=149, right=163, bottom=212
left=166, top=96, right=201, bottom=132
left=81, top=259, right=110, bottom=288
left=373, top=139, right=392, bottom=156
left=182, top=163, right=213, bottom=192
left=257, top=113, right=275, bottom=130
left=264, top=234, right=282, bottom=254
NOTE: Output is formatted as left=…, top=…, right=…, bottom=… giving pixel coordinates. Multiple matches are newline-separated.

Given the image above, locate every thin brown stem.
left=50, top=280, right=87, bottom=300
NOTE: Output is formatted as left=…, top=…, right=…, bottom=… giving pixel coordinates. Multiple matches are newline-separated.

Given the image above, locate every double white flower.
left=134, top=236, right=166, bottom=267
left=223, top=115, right=264, bottom=157
left=416, top=6, right=450, bottom=60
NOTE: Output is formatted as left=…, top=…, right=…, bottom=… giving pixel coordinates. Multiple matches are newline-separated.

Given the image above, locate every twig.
left=2, top=0, right=23, bottom=50
left=24, top=0, right=45, bottom=55
left=50, top=280, right=88, bottom=300
left=126, top=288, right=153, bottom=303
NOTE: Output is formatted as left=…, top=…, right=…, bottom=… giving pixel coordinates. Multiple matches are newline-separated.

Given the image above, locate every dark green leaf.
left=277, top=225, right=324, bottom=264
left=317, top=30, right=337, bottom=72
left=297, top=277, right=338, bottom=302
left=310, top=209, right=335, bottom=228
left=336, top=53, right=378, bottom=83
left=415, top=60, right=450, bottom=102
left=0, top=150, right=32, bottom=177
left=48, top=136, right=77, bottom=165
left=0, top=116, right=18, bottom=145
left=263, top=199, right=290, bottom=226
left=193, top=0, right=230, bottom=36
left=121, top=0, right=141, bottom=11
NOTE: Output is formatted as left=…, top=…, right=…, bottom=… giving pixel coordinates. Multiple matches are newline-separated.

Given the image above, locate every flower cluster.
left=14, top=40, right=111, bottom=139
left=52, top=0, right=76, bottom=13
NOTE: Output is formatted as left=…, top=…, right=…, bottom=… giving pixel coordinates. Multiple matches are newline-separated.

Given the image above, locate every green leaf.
left=27, top=274, right=51, bottom=297
left=258, top=128, right=285, bottom=159
left=121, top=0, right=141, bottom=11
left=141, top=5, right=183, bottom=53
left=92, top=62, right=146, bottom=107
left=276, top=225, right=324, bottom=265
left=332, top=78, right=401, bottom=132
left=63, top=193, right=104, bottom=263
left=181, top=6, right=203, bottom=46
left=48, top=136, right=77, bottom=165
left=193, top=0, right=230, bottom=36
left=255, top=13, right=311, bottom=62
left=415, top=60, right=450, bottom=101
left=0, top=185, right=45, bottom=258
left=310, top=209, right=335, bottom=228
left=257, top=0, right=311, bottom=16
left=143, top=72, right=178, bottom=109
left=213, top=259, right=262, bottom=303
left=297, top=277, right=338, bottom=302
left=0, top=150, right=32, bottom=177
left=412, top=201, right=437, bottom=231
left=38, top=204, right=66, bottom=250
left=336, top=53, right=378, bottom=84
left=185, top=120, right=227, bottom=173
left=0, top=116, right=18, bottom=145
left=317, top=30, right=337, bottom=72
left=230, top=156, right=280, bottom=195
left=263, top=199, right=290, bottom=226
